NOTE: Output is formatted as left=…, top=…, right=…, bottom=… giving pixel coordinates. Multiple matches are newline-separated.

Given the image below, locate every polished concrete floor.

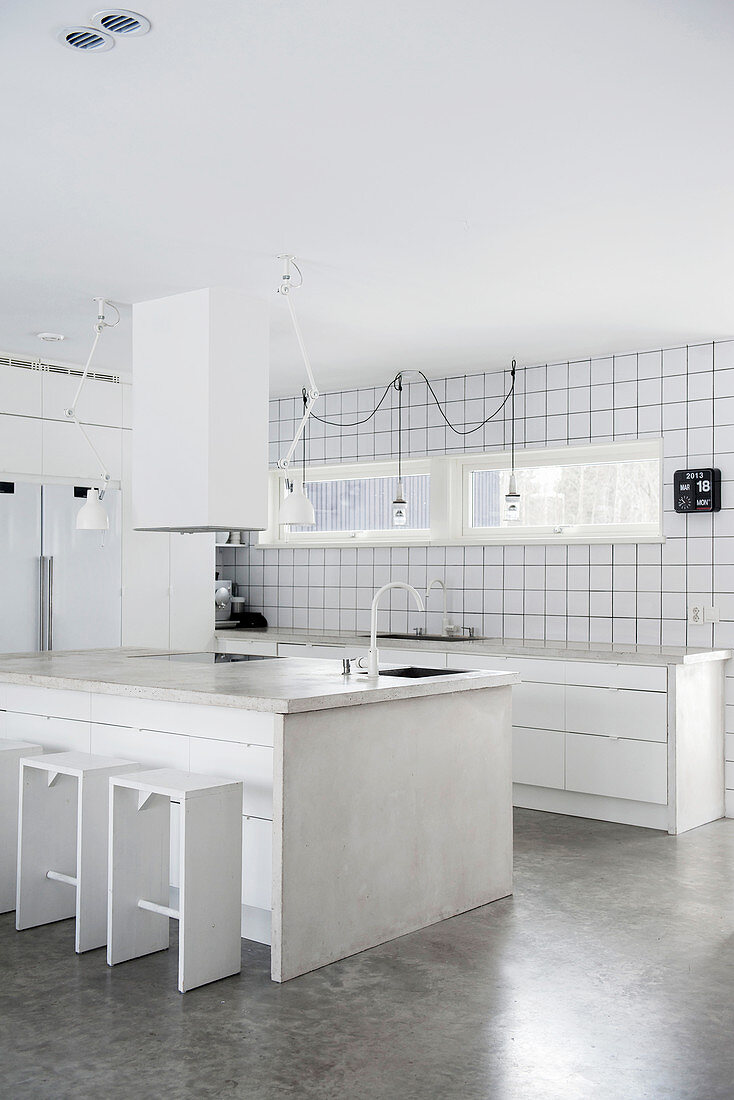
left=3, top=809, right=734, bottom=1100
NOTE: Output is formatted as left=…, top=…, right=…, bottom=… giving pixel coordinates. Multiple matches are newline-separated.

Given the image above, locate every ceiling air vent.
left=92, top=9, right=151, bottom=36
left=58, top=26, right=114, bottom=51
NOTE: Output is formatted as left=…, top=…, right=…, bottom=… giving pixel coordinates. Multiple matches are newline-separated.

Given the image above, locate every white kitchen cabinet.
left=565, top=685, right=667, bottom=742
left=189, top=737, right=274, bottom=819
left=243, top=815, right=273, bottom=912
left=4, top=684, right=91, bottom=721
left=216, top=636, right=278, bottom=657
left=2, top=712, right=91, bottom=754
left=512, top=682, right=565, bottom=732
left=206, top=632, right=728, bottom=834
left=0, top=365, right=42, bottom=418
left=42, top=419, right=122, bottom=481
left=90, top=721, right=190, bottom=771
left=0, top=414, right=42, bottom=476
left=90, top=694, right=276, bottom=747
left=513, top=726, right=565, bottom=789
left=565, top=733, right=668, bottom=805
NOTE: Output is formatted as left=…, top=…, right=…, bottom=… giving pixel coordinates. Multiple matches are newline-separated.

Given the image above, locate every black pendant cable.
left=505, top=360, right=520, bottom=521
left=392, top=374, right=407, bottom=526
left=302, top=385, right=308, bottom=492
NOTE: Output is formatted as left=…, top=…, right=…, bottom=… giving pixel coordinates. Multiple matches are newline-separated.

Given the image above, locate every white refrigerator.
left=0, top=480, right=122, bottom=654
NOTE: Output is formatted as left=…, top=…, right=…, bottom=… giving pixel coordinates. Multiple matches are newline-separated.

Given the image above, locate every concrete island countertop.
left=217, top=626, right=731, bottom=666
left=0, top=648, right=519, bottom=715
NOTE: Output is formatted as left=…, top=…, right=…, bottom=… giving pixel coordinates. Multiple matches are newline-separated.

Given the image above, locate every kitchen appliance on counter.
left=214, top=581, right=268, bottom=629
left=215, top=579, right=232, bottom=622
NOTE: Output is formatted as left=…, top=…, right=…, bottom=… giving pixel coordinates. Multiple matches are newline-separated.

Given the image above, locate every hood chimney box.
left=132, top=287, right=269, bottom=533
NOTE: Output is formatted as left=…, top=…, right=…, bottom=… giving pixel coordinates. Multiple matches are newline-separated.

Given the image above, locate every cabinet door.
left=565, top=733, right=668, bottom=804
left=0, top=414, right=42, bottom=476
left=189, top=738, right=273, bottom=819
left=41, top=420, right=122, bottom=480
left=5, top=712, right=91, bottom=753
left=43, top=484, right=122, bottom=650
left=513, top=682, right=565, bottom=731
left=566, top=685, right=667, bottom=742
left=0, top=365, right=42, bottom=417
left=513, top=727, right=564, bottom=789
left=0, top=482, right=40, bottom=654
left=243, top=815, right=273, bottom=911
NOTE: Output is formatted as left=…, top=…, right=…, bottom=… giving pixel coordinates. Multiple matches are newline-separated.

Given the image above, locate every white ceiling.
left=2, top=0, right=733, bottom=396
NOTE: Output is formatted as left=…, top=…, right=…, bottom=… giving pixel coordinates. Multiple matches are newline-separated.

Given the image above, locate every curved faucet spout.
left=426, top=577, right=449, bottom=636
left=368, top=582, right=425, bottom=678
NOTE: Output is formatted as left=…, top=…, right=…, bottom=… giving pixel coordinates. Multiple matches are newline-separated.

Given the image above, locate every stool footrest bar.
left=137, top=898, right=179, bottom=921
left=46, top=870, right=77, bottom=887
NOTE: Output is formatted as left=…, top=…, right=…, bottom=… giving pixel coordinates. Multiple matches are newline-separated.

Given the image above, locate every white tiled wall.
left=217, top=340, right=734, bottom=811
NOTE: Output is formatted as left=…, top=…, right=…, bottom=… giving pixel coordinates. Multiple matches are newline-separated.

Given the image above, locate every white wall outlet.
left=688, top=602, right=717, bottom=624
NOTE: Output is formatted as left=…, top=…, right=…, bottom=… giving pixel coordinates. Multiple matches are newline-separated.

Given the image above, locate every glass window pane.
left=471, top=460, right=659, bottom=528
left=291, top=474, right=430, bottom=532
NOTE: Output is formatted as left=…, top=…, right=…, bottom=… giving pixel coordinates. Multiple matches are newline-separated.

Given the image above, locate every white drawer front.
left=510, top=657, right=565, bottom=684
left=447, top=653, right=508, bottom=672
left=189, top=738, right=273, bottom=819
left=216, top=637, right=279, bottom=657
left=513, top=682, right=565, bottom=731
left=90, top=694, right=275, bottom=746
left=90, top=722, right=189, bottom=771
left=277, top=643, right=310, bottom=657
left=615, top=664, right=667, bottom=691
left=565, top=733, right=668, bottom=805
left=513, top=726, right=564, bottom=789
left=566, top=686, right=667, bottom=742
left=382, top=648, right=447, bottom=669
left=4, top=684, right=91, bottom=721
left=5, top=712, right=91, bottom=754
left=243, top=815, right=273, bottom=911
left=564, top=661, right=617, bottom=688
left=565, top=661, right=667, bottom=692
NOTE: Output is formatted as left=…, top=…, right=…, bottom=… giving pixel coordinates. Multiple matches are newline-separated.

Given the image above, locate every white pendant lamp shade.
left=76, top=489, right=109, bottom=531
left=279, top=481, right=315, bottom=526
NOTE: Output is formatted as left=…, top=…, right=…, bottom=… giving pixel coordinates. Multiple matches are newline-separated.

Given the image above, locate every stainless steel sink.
left=376, top=666, right=471, bottom=678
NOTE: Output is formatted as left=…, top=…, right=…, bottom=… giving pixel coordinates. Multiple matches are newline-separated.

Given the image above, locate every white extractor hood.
left=132, top=287, right=269, bottom=533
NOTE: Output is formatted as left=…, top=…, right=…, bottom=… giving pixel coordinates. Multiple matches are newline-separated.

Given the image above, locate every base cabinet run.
left=215, top=636, right=728, bottom=836
left=446, top=652, right=726, bottom=835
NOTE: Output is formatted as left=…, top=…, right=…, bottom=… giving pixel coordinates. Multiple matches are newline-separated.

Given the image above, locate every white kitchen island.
left=0, top=649, right=518, bottom=982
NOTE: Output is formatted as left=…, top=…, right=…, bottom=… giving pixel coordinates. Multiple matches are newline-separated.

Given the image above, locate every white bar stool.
left=16, top=751, right=137, bottom=952
left=108, top=768, right=243, bottom=993
left=1, top=741, right=43, bottom=914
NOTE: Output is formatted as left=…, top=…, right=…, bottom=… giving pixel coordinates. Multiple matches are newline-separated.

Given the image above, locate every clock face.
left=673, top=469, right=720, bottom=513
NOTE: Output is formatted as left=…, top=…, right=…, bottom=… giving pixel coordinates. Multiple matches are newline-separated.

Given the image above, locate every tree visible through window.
left=471, top=459, right=659, bottom=529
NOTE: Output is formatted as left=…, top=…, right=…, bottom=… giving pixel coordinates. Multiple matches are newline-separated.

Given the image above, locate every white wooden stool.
left=1, top=741, right=43, bottom=914
left=107, top=768, right=243, bottom=993
left=16, top=752, right=137, bottom=952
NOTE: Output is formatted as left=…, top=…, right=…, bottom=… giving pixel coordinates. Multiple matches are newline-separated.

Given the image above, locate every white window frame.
left=260, top=457, right=433, bottom=547
left=258, top=439, right=664, bottom=547
left=455, top=438, right=664, bottom=545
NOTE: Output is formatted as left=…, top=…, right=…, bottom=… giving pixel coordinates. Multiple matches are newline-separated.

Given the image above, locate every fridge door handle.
left=39, top=556, right=54, bottom=651
left=47, top=556, right=54, bottom=652
left=39, top=556, right=46, bottom=650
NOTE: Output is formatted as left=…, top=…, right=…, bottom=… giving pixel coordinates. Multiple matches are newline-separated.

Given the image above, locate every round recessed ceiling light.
left=57, top=26, right=115, bottom=51
left=37, top=332, right=66, bottom=343
left=91, top=9, right=151, bottom=36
